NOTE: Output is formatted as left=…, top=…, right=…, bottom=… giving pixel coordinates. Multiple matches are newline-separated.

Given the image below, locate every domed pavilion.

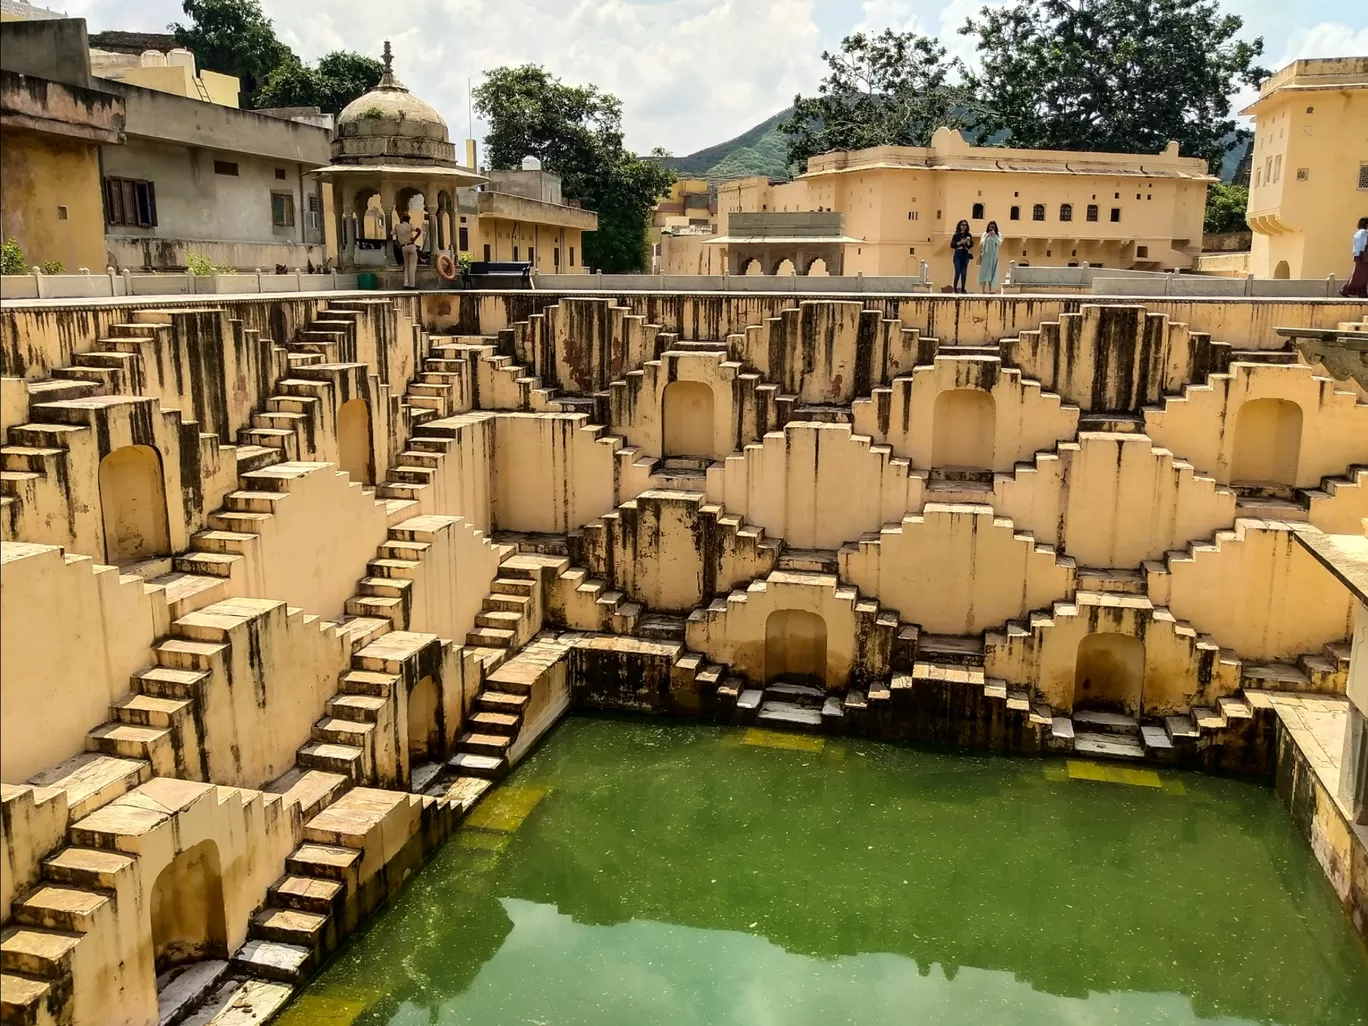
left=313, top=41, right=485, bottom=272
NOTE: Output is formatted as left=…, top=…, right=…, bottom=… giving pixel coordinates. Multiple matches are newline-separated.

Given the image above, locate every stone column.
left=379, top=180, right=398, bottom=264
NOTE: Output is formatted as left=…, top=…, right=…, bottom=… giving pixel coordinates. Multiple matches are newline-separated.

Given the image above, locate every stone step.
left=262, top=768, right=348, bottom=822
left=475, top=690, right=530, bottom=713
left=337, top=669, right=399, bottom=698
left=0, top=972, right=59, bottom=1024
left=476, top=609, right=524, bottom=631
left=85, top=721, right=172, bottom=768
left=1072, top=731, right=1146, bottom=760
left=0, top=926, right=81, bottom=979
left=457, top=732, right=514, bottom=758
left=310, top=717, right=375, bottom=748
left=180, top=976, right=294, bottom=1026
left=1070, top=710, right=1140, bottom=736
left=491, top=577, right=537, bottom=596
left=916, top=634, right=984, bottom=666
left=250, top=907, right=329, bottom=949
left=756, top=701, right=824, bottom=730
left=156, top=959, right=229, bottom=1026
left=267, top=874, right=344, bottom=915
left=1165, top=715, right=1200, bottom=741
left=466, top=626, right=515, bottom=648
left=469, top=710, right=521, bottom=735
left=27, top=752, right=150, bottom=820
left=1140, top=725, right=1174, bottom=751
left=762, top=682, right=826, bottom=706
left=41, top=847, right=133, bottom=891
left=232, top=939, right=313, bottom=984
left=12, top=885, right=110, bottom=933
left=111, top=692, right=191, bottom=729
left=448, top=752, right=507, bottom=778
left=296, top=741, right=364, bottom=780
left=286, top=844, right=361, bottom=886
left=325, top=693, right=388, bottom=723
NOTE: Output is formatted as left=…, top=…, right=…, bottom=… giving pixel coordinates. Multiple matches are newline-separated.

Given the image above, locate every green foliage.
left=1204, top=181, right=1250, bottom=234
left=474, top=66, right=676, bottom=273
left=39, top=260, right=64, bottom=274
left=0, top=237, right=26, bottom=276
left=184, top=253, right=234, bottom=275
left=960, top=0, right=1266, bottom=172
left=665, top=108, right=794, bottom=179
left=171, top=0, right=381, bottom=111
left=255, top=51, right=384, bottom=115
left=781, top=30, right=975, bottom=171
left=169, top=0, right=288, bottom=102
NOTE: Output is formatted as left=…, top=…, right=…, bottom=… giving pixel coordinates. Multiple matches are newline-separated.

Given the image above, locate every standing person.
left=394, top=214, right=422, bottom=289
left=950, top=219, right=973, bottom=294
left=978, top=221, right=1002, bottom=294
left=1342, top=217, right=1368, bottom=298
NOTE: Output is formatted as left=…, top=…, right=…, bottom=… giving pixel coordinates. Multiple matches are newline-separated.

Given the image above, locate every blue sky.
left=63, top=0, right=1368, bottom=155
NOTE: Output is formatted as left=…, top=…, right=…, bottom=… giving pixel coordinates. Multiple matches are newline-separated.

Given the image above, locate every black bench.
left=463, top=260, right=533, bottom=288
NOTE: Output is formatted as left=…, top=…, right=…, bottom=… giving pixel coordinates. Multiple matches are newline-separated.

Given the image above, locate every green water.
left=282, top=718, right=1368, bottom=1026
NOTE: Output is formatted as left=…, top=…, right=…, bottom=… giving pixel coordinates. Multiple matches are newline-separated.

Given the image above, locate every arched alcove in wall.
left=99, top=444, right=171, bottom=564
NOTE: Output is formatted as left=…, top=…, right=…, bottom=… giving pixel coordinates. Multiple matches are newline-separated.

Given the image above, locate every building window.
left=483, top=243, right=491, bottom=262
left=56, top=206, right=68, bottom=221
left=459, top=226, right=469, bottom=251
left=274, top=168, right=287, bottom=181
left=1136, top=246, right=1149, bottom=258
left=1296, top=168, right=1309, bottom=181
left=1110, top=208, right=1121, bottom=222
left=271, top=192, right=295, bottom=227
left=1255, top=169, right=1261, bottom=187
left=1273, top=155, right=1282, bottom=182
left=1086, top=204, right=1099, bottom=222
left=213, top=160, right=239, bottom=176
left=527, top=247, right=534, bottom=265
left=1114, top=192, right=1119, bottom=199
left=971, top=202, right=984, bottom=219
left=1032, top=203, right=1045, bottom=221
left=305, top=194, right=320, bottom=231
left=1359, top=164, right=1368, bottom=189
left=513, top=245, right=519, bottom=260
left=1009, top=206, right=1020, bottom=221
left=104, top=176, right=157, bottom=228
left=1059, top=203, right=1072, bottom=222
left=554, top=247, right=561, bottom=268
left=570, top=246, right=576, bottom=267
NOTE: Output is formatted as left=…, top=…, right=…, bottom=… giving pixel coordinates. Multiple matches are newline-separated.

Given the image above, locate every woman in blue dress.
left=978, top=221, right=1002, bottom=293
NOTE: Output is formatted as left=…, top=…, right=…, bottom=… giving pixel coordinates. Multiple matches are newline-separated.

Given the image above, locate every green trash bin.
left=357, top=272, right=378, bottom=290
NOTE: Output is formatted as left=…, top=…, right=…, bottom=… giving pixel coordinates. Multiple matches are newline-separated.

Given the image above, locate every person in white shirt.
left=394, top=215, right=422, bottom=289
left=1343, top=216, right=1368, bottom=298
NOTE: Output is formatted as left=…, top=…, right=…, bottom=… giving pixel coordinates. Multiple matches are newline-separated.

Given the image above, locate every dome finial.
left=382, top=40, right=393, bottom=74
left=377, top=40, right=404, bottom=90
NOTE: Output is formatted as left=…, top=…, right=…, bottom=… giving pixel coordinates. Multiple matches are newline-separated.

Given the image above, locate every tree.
left=169, top=0, right=289, bottom=104
left=1204, top=181, right=1250, bottom=234
left=780, top=30, right=974, bottom=171
left=960, top=0, right=1266, bottom=172
left=255, top=51, right=385, bottom=114
left=474, top=66, right=675, bottom=273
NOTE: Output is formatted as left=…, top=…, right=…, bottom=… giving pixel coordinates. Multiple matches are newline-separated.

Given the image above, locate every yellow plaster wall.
left=840, top=503, right=1075, bottom=635
left=1, top=542, right=165, bottom=782
left=0, top=128, right=108, bottom=273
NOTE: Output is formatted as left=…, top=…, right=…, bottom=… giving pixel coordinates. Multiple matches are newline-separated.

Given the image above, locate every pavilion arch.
left=407, top=674, right=441, bottom=762
left=99, top=444, right=171, bottom=564
left=765, top=609, right=827, bottom=687
left=1273, top=260, right=1290, bottom=279
left=1230, top=397, right=1302, bottom=486
left=805, top=257, right=829, bottom=276
left=149, top=840, right=228, bottom=972
left=338, top=398, right=374, bottom=485
left=662, top=379, right=716, bottom=459
left=355, top=189, right=386, bottom=240
left=775, top=258, right=796, bottom=276
left=742, top=257, right=764, bottom=276
left=1073, top=633, right=1145, bottom=714
left=931, top=388, right=996, bottom=470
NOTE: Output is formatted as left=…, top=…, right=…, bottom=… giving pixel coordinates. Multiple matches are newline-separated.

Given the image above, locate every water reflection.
left=281, top=718, right=1368, bottom=1026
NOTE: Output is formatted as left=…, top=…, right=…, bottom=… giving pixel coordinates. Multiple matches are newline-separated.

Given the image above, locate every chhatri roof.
left=313, top=41, right=484, bottom=185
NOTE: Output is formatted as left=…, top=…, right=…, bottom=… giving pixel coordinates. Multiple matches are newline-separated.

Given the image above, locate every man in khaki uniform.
left=394, top=214, right=421, bottom=288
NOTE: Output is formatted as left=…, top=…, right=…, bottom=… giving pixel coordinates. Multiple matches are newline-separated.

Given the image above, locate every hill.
left=663, top=108, right=794, bottom=181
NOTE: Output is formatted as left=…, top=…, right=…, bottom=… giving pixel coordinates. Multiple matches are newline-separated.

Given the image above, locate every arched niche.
left=742, top=257, right=764, bottom=276
left=338, top=398, right=374, bottom=485
left=150, top=840, right=228, bottom=972
left=775, top=258, right=796, bottom=276
left=765, top=609, right=827, bottom=687
left=1231, top=398, right=1302, bottom=486
left=99, top=444, right=171, bottom=564
left=1073, top=633, right=1145, bottom=714
left=931, top=388, right=996, bottom=470
left=1273, top=260, right=1290, bottom=280
left=407, top=674, right=440, bottom=762
left=805, top=257, right=829, bottom=277
left=661, top=380, right=716, bottom=460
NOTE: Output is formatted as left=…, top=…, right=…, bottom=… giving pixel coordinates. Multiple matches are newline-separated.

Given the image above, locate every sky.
left=58, top=0, right=1368, bottom=157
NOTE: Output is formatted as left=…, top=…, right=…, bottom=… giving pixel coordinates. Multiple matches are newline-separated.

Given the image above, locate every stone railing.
left=1004, top=262, right=1347, bottom=298
left=530, top=269, right=935, bottom=294
left=0, top=267, right=362, bottom=301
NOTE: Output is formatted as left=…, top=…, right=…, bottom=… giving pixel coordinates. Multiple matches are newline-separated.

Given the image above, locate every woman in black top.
left=951, top=219, right=973, bottom=293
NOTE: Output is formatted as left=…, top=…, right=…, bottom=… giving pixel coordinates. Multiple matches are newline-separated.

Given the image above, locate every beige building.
left=1242, top=57, right=1368, bottom=280
left=457, top=162, right=597, bottom=272
left=704, top=127, right=1213, bottom=285
left=89, top=45, right=239, bottom=107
